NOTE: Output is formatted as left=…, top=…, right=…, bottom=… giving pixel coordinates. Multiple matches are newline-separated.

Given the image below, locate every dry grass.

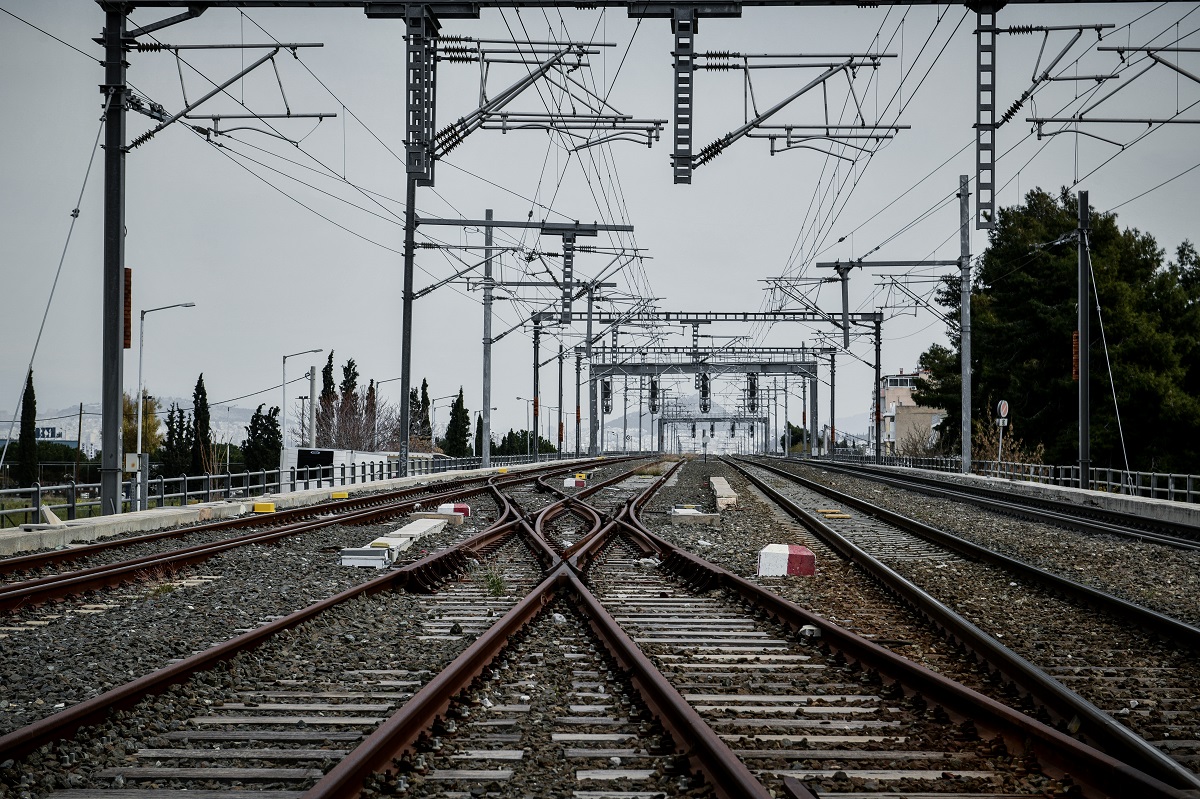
left=633, top=459, right=679, bottom=476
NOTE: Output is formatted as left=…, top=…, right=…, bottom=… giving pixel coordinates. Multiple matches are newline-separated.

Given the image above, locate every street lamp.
left=516, top=397, right=533, bottom=458
left=136, top=301, right=195, bottom=510
left=282, top=348, right=323, bottom=466
left=374, top=376, right=403, bottom=451
left=429, top=394, right=457, bottom=448
left=542, top=405, right=558, bottom=458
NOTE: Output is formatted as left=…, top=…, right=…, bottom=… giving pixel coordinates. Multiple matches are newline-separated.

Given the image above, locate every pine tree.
left=14, top=370, right=37, bottom=487
left=442, top=388, right=471, bottom=457
left=191, top=374, right=212, bottom=474
left=242, top=404, right=282, bottom=471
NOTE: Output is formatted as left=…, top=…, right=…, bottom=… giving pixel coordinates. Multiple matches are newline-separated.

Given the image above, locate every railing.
left=827, top=452, right=1199, bottom=505
left=0, top=454, right=544, bottom=529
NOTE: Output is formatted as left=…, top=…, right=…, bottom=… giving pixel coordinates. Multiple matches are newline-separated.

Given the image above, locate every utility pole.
left=801, top=379, right=808, bottom=456
left=829, top=351, right=836, bottom=455
left=874, top=318, right=883, bottom=460
left=481, top=209, right=494, bottom=467
left=532, top=315, right=542, bottom=463
left=557, top=344, right=564, bottom=459
left=638, top=376, right=644, bottom=452
left=586, top=287, right=597, bottom=455
left=1078, top=190, right=1091, bottom=488
left=959, top=175, right=973, bottom=473
left=100, top=7, right=127, bottom=515
left=308, top=367, right=317, bottom=447
left=622, top=377, right=628, bottom=454
left=784, top=375, right=790, bottom=457
left=575, top=349, right=582, bottom=457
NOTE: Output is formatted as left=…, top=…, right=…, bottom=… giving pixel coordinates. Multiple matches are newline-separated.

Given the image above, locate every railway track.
left=806, top=459, right=1200, bottom=551
left=0, top=461, right=627, bottom=614
left=727, top=456, right=1200, bottom=791
left=0, top=457, right=1190, bottom=799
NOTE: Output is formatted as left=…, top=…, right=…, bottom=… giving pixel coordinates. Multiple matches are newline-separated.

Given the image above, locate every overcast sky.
left=3, top=1, right=1198, bottom=449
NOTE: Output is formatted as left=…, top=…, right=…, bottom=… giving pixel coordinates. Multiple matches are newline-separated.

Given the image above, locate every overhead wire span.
left=0, top=96, right=110, bottom=472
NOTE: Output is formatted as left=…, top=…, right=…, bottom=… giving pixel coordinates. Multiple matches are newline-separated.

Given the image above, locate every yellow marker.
left=824, top=513, right=852, bottom=519
left=331, top=491, right=349, bottom=499
left=253, top=502, right=276, bottom=514
left=816, top=509, right=841, bottom=514
left=497, top=467, right=509, bottom=474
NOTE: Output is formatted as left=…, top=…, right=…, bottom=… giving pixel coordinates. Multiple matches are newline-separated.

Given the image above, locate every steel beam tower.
left=975, top=5, right=997, bottom=229
left=100, top=5, right=129, bottom=515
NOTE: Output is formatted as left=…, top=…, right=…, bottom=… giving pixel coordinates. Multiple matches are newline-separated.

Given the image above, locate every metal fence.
left=0, top=454, right=540, bottom=529
left=828, top=452, right=1199, bottom=505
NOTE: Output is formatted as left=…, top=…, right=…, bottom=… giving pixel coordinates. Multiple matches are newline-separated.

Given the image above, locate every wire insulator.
left=1006, top=25, right=1036, bottom=35
left=999, top=89, right=1031, bottom=126
left=127, top=130, right=156, bottom=150
left=135, top=42, right=165, bottom=52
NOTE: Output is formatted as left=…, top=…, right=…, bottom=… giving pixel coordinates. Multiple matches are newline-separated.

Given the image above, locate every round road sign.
left=996, top=400, right=1009, bottom=419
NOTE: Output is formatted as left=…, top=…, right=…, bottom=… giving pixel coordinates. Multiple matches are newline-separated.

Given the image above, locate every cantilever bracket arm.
left=692, top=60, right=865, bottom=169
left=433, top=47, right=584, bottom=157
left=123, top=5, right=207, bottom=39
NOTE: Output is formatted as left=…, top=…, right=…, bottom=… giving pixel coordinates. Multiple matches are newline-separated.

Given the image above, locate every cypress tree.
left=442, top=388, right=471, bottom=457
left=474, top=413, right=483, bottom=456
left=15, top=370, right=38, bottom=487
left=191, top=374, right=212, bottom=474
left=242, top=404, right=282, bottom=472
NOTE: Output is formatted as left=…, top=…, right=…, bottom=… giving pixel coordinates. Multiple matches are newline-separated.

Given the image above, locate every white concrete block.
left=709, top=477, right=738, bottom=510
left=411, top=511, right=465, bottom=525
left=669, top=506, right=720, bottom=526
left=339, top=548, right=391, bottom=568
left=757, top=544, right=816, bottom=577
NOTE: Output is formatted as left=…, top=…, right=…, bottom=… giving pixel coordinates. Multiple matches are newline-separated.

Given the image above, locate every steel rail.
left=303, top=565, right=567, bottom=799
left=812, top=459, right=1200, bottom=550
left=0, top=472, right=498, bottom=575
left=725, top=457, right=1200, bottom=793
left=613, top=490, right=1192, bottom=799
left=743, top=456, right=1200, bottom=648
left=0, top=510, right=523, bottom=762
left=0, top=480, right=498, bottom=611
left=564, top=567, right=773, bottom=799
left=0, top=461, right=602, bottom=610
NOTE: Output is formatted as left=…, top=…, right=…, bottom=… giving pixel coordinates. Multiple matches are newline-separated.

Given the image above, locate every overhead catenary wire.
left=0, top=96, right=110, bottom=472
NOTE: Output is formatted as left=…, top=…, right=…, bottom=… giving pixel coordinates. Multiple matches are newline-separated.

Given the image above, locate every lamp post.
left=374, top=376, right=403, bottom=452
left=429, top=394, right=456, bottom=450
left=282, top=348, right=323, bottom=468
left=516, top=396, right=533, bottom=458
left=136, top=301, right=195, bottom=511
left=542, top=405, right=558, bottom=457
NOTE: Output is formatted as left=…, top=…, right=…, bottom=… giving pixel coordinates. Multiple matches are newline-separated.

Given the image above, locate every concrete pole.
left=874, top=319, right=883, bottom=460
left=586, top=288, right=597, bottom=455
left=830, top=353, right=836, bottom=456
left=482, top=209, right=493, bottom=467
left=638, top=376, right=644, bottom=452
left=959, top=175, right=973, bottom=473
left=557, top=344, right=564, bottom=459
left=811, top=379, right=820, bottom=458
left=575, top=350, right=582, bottom=457
left=1078, top=190, right=1091, bottom=488
left=532, top=318, right=540, bottom=463
left=622, top=377, right=628, bottom=454
left=135, top=312, right=146, bottom=511
left=100, top=9, right=127, bottom=516
left=281, top=357, right=288, bottom=462
left=308, top=367, right=317, bottom=447
left=784, top=375, right=790, bottom=457
left=398, top=169, right=418, bottom=476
